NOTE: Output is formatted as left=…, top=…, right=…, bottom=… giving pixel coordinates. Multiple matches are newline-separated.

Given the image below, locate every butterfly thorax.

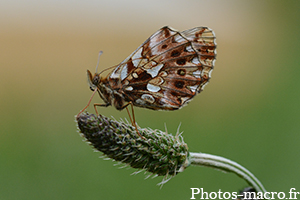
left=87, top=70, right=127, bottom=110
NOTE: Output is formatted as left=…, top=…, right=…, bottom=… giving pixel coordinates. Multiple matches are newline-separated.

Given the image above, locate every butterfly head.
left=87, top=70, right=101, bottom=91
left=87, top=69, right=113, bottom=106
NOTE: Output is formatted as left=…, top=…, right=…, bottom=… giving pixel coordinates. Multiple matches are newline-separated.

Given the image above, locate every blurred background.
left=1, top=0, right=299, bottom=199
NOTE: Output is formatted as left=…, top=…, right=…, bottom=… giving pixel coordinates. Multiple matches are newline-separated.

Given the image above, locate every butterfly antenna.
left=95, top=51, right=103, bottom=74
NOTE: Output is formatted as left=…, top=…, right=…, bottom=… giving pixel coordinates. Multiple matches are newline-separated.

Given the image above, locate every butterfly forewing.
left=107, top=26, right=216, bottom=110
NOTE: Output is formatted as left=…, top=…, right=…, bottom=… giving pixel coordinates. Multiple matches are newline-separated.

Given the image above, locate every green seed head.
left=76, top=112, right=189, bottom=185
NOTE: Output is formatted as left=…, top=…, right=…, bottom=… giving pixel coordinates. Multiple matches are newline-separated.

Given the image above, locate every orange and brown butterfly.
left=77, top=26, right=217, bottom=138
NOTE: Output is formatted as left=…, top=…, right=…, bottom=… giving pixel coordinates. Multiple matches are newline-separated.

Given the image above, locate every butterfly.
left=77, top=26, right=217, bottom=138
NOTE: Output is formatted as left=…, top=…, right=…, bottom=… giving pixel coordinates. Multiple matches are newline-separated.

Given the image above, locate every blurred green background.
left=1, top=1, right=299, bottom=199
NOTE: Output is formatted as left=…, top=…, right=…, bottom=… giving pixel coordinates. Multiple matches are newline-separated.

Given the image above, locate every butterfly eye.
left=93, top=75, right=100, bottom=85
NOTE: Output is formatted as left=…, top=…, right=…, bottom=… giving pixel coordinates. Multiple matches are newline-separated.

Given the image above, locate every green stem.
left=189, top=152, right=267, bottom=193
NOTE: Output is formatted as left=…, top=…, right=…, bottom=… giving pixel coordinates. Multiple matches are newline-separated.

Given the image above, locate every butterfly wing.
left=109, top=26, right=216, bottom=110
left=107, top=27, right=178, bottom=85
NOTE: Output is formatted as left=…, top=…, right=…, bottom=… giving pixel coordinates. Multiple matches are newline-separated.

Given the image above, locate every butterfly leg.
left=93, top=102, right=110, bottom=115
left=77, top=88, right=110, bottom=118
left=125, top=106, right=134, bottom=126
left=77, top=88, right=98, bottom=118
left=123, top=102, right=145, bottom=140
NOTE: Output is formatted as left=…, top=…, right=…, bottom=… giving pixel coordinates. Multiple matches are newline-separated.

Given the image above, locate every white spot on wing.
left=131, top=48, right=143, bottom=67
left=192, top=57, right=200, bottom=65
left=125, top=86, right=133, bottom=91
left=141, top=94, right=155, bottom=103
left=145, top=64, right=164, bottom=78
left=186, top=45, right=194, bottom=52
left=193, top=70, right=201, bottom=78
left=120, top=64, right=128, bottom=80
left=132, top=59, right=141, bottom=67
left=174, top=34, right=186, bottom=43
left=147, top=83, right=161, bottom=92
left=110, top=66, right=121, bottom=79
left=135, top=98, right=145, bottom=105
left=189, top=85, right=198, bottom=93
left=132, top=72, right=138, bottom=78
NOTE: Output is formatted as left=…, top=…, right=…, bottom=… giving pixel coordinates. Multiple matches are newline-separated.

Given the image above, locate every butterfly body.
left=87, top=26, right=216, bottom=112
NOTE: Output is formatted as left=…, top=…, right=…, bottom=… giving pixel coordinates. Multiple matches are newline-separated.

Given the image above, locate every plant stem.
left=189, top=152, right=267, bottom=193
